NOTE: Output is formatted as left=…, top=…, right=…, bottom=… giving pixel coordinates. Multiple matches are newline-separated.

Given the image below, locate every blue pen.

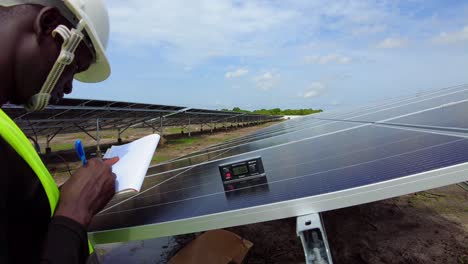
left=75, top=140, right=87, bottom=166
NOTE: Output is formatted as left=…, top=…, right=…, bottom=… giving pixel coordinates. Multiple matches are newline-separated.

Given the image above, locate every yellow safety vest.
left=0, top=109, right=94, bottom=254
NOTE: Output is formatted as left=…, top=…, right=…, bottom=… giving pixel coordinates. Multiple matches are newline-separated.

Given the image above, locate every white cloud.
left=432, top=26, right=468, bottom=44
left=254, top=71, right=279, bottom=91
left=377, top=37, right=408, bottom=49
left=107, top=0, right=403, bottom=65
left=303, top=90, right=321, bottom=98
left=225, top=68, right=249, bottom=79
left=304, top=54, right=353, bottom=65
left=108, top=0, right=297, bottom=64
left=299, top=82, right=326, bottom=98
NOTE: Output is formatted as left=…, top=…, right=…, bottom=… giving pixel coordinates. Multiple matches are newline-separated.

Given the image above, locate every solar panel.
left=103, top=128, right=463, bottom=217
left=345, top=86, right=468, bottom=123
left=2, top=98, right=281, bottom=138
left=147, top=120, right=357, bottom=175
left=387, top=100, right=468, bottom=129
left=88, top=85, right=468, bottom=244
left=147, top=85, right=468, bottom=174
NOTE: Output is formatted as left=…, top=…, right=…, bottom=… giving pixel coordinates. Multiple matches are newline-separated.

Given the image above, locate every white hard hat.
left=1, top=0, right=111, bottom=83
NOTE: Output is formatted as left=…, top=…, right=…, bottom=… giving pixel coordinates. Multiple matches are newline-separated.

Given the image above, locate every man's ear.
left=34, top=6, right=62, bottom=40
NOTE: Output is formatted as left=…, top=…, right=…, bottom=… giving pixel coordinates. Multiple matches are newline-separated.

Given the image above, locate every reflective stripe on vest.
left=0, top=109, right=94, bottom=254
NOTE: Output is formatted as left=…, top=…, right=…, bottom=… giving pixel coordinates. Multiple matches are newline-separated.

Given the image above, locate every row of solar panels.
left=89, top=84, right=468, bottom=244
left=2, top=98, right=282, bottom=137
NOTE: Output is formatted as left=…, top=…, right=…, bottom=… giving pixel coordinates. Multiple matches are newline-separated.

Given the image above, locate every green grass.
left=151, top=154, right=175, bottom=164
left=166, top=138, right=199, bottom=145
left=52, top=143, right=74, bottom=151
left=165, top=127, right=184, bottom=134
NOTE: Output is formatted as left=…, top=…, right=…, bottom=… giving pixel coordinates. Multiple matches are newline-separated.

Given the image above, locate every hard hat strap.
left=25, top=20, right=86, bottom=112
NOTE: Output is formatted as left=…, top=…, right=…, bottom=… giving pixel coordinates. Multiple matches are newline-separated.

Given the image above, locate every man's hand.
left=54, top=157, right=119, bottom=228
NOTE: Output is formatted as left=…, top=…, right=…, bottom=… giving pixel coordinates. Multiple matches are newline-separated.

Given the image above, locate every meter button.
left=222, top=168, right=232, bottom=180
left=248, top=164, right=257, bottom=173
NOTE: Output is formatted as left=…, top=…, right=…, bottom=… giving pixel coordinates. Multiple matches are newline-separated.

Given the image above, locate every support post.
left=45, top=128, right=63, bottom=154
left=297, top=213, right=333, bottom=264
left=117, top=128, right=123, bottom=144
left=458, top=182, right=468, bottom=191
left=75, top=124, right=97, bottom=141
left=26, top=118, right=39, bottom=150
left=45, top=138, right=52, bottom=155
left=27, top=136, right=41, bottom=154
left=116, top=123, right=134, bottom=143
left=96, top=118, right=102, bottom=158
left=188, top=115, right=191, bottom=137
left=160, top=114, right=164, bottom=136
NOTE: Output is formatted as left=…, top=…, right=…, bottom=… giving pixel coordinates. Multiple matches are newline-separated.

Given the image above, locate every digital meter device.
left=219, top=156, right=265, bottom=184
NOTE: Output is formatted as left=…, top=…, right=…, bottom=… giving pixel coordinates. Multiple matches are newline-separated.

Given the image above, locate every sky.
left=71, top=0, right=468, bottom=111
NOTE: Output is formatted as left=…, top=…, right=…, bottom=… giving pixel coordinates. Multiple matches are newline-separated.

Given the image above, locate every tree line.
left=220, top=107, right=323, bottom=116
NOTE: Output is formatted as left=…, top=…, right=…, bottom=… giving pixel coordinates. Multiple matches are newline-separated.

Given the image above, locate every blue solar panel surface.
left=92, top=127, right=466, bottom=229
left=89, top=85, right=468, bottom=241
left=389, top=101, right=468, bottom=129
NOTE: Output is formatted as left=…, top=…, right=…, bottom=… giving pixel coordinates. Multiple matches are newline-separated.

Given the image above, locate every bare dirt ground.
left=153, top=122, right=276, bottom=163
left=224, top=185, right=467, bottom=264
left=323, top=187, right=468, bottom=264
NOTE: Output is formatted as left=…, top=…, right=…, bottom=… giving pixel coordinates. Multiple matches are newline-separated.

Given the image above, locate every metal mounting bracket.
left=458, top=181, right=468, bottom=192
left=297, top=213, right=333, bottom=264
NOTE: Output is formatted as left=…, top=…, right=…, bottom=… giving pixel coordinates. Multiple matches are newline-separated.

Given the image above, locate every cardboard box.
left=169, top=230, right=253, bottom=264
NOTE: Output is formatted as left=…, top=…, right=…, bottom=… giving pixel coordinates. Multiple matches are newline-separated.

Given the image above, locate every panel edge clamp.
left=296, top=213, right=333, bottom=264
